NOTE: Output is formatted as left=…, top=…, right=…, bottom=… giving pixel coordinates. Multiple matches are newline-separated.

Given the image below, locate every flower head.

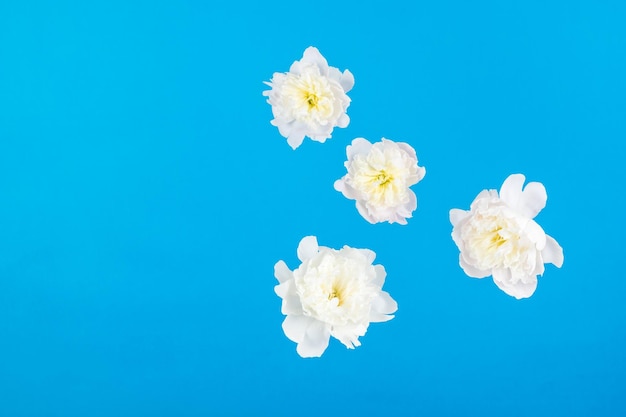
left=263, top=47, right=354, bottom=149
left=449, top=174, right=564, bottom=299
left=334, top=138, right=426, bottom=225
left=274, top=236, right=397, bottom=358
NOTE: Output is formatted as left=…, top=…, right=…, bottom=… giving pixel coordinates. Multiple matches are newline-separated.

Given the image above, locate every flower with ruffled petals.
left=263, top=47, right=354, bottom=149
left=334, top=138, right=426, bottom=225
left=450, top=174, right=564, bottom=299
left=274, top=236, right=397, bottom=358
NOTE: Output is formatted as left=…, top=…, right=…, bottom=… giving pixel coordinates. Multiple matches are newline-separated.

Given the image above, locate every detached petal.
left=297, top=236, right=319, bottom=262
left=296, top=320, right=331, bottom=358
left=542, top=234, right=564, bottom=267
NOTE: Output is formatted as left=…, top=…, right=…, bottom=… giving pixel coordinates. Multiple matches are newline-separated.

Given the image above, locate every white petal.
left=296, top=320, right=331, bottom=358
left=370, top=291, right=397, bottom=322
left=470, top=189, right=498, bottom=210
left=517, top=181, right=547, bottom=219
left=301, top=46, right=329, bottom=74
left=355, top=201, right=377, bottom=224
left=542, top=234, right=564, bottom=267
left=524, top=219, right=547, bottom=250
left=450, top=208, right=469, bottom=227
left=492, top=269, right=538, bottom=299
left=357, top=248, right=376, bottom=264
left=499, top=174, right=526, bottom=210
left=459, top=255, right=491, bottom=278
left=331, top=324, right=365, bottom=349
left=282, top=314, right=314, bottom=343
left=334, top=178, right=359, bottom=200
left=274, top=260, right=292, bottom=284
left=286, top=132, right=305, bottom=150
left=395, top=141, right=417, bottom=160
left=336, top=113, right=350, bottom=128
left=347, top=138, right=372, bottom=160
left=275, top=280, right=302, bottom=315
left=372, top=264, right=387, bottom=287
left=297, top=236, right=319, bottom=262
left=407, top=189, right=418, bottom=213
left=339, top=69, right=355, bottom=92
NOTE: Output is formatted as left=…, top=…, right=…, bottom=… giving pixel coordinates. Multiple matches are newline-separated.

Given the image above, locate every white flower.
left=334, top=138, right=426, bottom=225
left=274, top=236, right=397, bottom=358
left=449, top=174, right=564, bottom=299
left=263, top=46, right=354, bottom=150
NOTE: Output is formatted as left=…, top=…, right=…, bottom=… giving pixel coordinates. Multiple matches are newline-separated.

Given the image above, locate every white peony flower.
left=334, top=138, right=426, bottom=225
left=274, top=236, right=397, bottom=358
left=449, top=174, right=564, bottom=299
left=263, top=46, right=354, bottom=150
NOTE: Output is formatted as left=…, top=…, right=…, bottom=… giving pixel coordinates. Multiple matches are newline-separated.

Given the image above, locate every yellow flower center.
left=489, top=227, right=507, bottom=248
left=306, top=92, right=320, bottom=110
left=328, top=283, right=344, bottom=306
left=375, top=170, right=393, bottom=187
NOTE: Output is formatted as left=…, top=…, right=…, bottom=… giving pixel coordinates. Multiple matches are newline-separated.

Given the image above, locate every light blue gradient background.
left=1, top=1, right=625, bottom=416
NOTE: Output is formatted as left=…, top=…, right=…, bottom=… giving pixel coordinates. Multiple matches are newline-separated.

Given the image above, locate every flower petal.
left=459, top=255, right=491, bottom=278
left=331, top=324, right=365, bottom=349
left=337, top=113, right=350, bottom=128
left=499, top=174, right=526, bottom=210
left=370, top=291, right=397, bottom=322
left=450, top=208, right=469, bottom=227
left=517, top=181, right=547, bottom=219
left=542, top=234, right=564, bottom=268
left=286, top=132, right=305, bottom=150
left=492, top=269, right=538, bottom=299
left=500, top=174, right=548, bottom=219
left=296, top=320, right=331, bottom=358
left=301, top=46, right=329, bottom=74
left=275, top=280, right=302, bottom=315
left=346, top=138, right=372, bottom=160
left=355, top=201, right=377, bottom=224
left=297, top=236, right=319, bottom=262
left=372, top=264, right=387, bottom=287
left=274, top=260, right=292, bottom=284
left=523, top=219, right=547, bottom=250
left=282, top=314, right=314, bottom=344
left=339, top=69, right=355, bottom=92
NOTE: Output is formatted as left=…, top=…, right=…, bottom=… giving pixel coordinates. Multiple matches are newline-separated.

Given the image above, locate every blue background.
left=1, top=1, right=625, bottom=415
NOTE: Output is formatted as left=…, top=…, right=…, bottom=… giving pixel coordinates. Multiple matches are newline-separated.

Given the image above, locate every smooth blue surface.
left=0, top=1, right=625, bottom=416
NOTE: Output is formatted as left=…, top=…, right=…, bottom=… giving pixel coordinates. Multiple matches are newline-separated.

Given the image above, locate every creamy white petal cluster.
left=334, top=138, right=426, bottom=225
left=263, top=47, right=354, bottom=150
left=274, top=236, right=397, bottom=358
left=450, top=174, right=564, bottom=299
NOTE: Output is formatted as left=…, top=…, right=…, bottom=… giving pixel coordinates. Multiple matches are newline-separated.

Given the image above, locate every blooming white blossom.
left=334, top=138, right=426, bottom=225
left=263, top=46, right=354, bottom=149
left=274, top=236, right=397, bottom=358
left=449, top=174, right=564, bottom=299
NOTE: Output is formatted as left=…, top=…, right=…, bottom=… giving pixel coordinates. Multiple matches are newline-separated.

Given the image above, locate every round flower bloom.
left=263, top=46, right=354, bottom=150
left=334, top=138, right=426, bottom=225
left=274, top=236, right=397, bottom=358
left=449, top=174, right=564, bottom=299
